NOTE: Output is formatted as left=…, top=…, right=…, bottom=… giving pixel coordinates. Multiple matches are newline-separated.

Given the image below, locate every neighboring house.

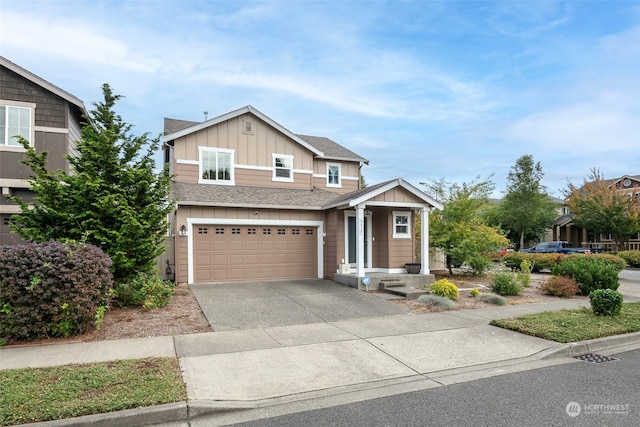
left=0, top=57, right=88, bottom=245
left=553, top=174, right=640, bottom=251
left=162, top=105, right=442, bottom=285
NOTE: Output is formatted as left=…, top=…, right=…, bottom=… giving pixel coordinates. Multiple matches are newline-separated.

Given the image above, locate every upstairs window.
left=392, top=211, right=411, bottom=238
left=0, top=104, right=32, bottom=146
left=199, top=147, right=234, bottom=184
left=273, top=154, right=293, bottom=181
left=327, top=163, right=341, bottom=187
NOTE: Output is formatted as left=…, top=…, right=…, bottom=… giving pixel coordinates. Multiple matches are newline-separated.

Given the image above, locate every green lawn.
left=0, top=358, right=185, bottom=426
left=490, top=302, right=640, bottom=343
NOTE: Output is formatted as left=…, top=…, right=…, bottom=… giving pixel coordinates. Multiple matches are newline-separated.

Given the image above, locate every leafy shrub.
left=530, top=253, right=564, bottom=272
left=564, top=254, right=626, bottom=272
left=467, top=255, right=491, bottom=276
left=505, top=253, right=566, bottom=272
left=503, top=253, right=527, bottom=271
left=417, top=294, right=455, bottom=308
left=0, top=241, right=113, bottom=340
left=478, top=293, right=507, bottom=306
left=429, top=279, right=459, bottom=300
left=490, top=272, right=523, bottom=296
left=115, top=272, right=174, bottom=309
left=469, top=288, right=481, bottom=297
left=615, top=251, right=640, bottom=268
left=516, top=260, right=532, bottom=287
left=552, top=257, right=620, bottom=295
left=589, top=289, right=623, bottom=316
left=541, top=276, right=579, bottom=297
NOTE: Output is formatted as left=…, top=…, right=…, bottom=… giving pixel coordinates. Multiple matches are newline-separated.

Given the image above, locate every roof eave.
left=0, top=56, right=88, bottom=116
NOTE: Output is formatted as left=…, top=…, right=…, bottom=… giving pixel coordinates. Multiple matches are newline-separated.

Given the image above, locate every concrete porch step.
left=381, top=279, right=406, bottom=288
left=384, top=286, right=429, bottom=300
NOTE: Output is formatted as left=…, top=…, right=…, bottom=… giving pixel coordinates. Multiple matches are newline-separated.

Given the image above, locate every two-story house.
left=553, top=174, right=640, bottom=251
left=162, top=105, right=442, bottom=287
left=0, top=57, right=88, bottom=245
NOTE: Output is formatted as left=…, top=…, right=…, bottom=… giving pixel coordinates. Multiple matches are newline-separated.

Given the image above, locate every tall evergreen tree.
left=495, top=155, right=557, bottom=249
left=11, top=84, right=174, bottom=281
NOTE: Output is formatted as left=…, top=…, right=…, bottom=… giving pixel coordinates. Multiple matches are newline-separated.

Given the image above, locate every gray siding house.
left=0, top=56, right=88, bottom=245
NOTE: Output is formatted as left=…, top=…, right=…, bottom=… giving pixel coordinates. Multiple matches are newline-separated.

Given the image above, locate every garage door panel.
left=193, top=225, right=318, bottom=282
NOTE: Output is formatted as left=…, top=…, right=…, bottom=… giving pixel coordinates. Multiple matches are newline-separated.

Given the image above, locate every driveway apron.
left=189, top=279, right=410, bottom=331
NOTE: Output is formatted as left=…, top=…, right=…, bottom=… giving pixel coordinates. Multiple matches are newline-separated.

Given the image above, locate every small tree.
left=492, top=155, right=557, bottom=249
left=564, top=169, right=640, bottom=251
left=429, top=177, right=508, bottom=275
left=11, top=84, right=174, bottom=281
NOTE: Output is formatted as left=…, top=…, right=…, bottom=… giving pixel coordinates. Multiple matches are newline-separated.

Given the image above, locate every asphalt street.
left=232, top=347, right=640, bottom=427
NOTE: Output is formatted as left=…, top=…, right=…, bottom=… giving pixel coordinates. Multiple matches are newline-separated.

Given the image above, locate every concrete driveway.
left=189, top=279, right=410, bottom=331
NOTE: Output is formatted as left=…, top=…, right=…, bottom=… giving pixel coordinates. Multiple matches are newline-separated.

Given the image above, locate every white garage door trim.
left=186, top=218, right=324, bottom=284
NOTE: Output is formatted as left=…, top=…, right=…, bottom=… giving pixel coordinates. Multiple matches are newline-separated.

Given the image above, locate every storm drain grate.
left=575, top=353, right=618, bottom=363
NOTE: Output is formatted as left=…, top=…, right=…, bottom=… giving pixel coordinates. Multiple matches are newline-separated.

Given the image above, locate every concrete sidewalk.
left=2, top=279, right=640, bottom=426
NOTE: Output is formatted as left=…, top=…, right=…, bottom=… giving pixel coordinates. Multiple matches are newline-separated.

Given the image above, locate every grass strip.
left=0, top=357, right=185, bottom=426
left=490, top=302, right=640, bottom=343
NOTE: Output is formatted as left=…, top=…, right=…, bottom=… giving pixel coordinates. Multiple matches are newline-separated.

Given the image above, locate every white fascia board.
left=176, top=201, right=325, bottom=210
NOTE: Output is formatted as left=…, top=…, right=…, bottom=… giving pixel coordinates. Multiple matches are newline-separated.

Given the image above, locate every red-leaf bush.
left=541, top=275, right=579, bottom=297
left=0, top=241, right=113, bottom=342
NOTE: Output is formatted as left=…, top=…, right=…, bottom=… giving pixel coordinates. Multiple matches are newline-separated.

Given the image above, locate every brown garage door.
left=193, top=225, right=318, bottom=282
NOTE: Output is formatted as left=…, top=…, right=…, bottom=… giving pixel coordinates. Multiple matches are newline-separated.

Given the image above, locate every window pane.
left=202, top=151, right=215, bottom=179
left=218, top=152, right=231, bottom=180
left=0, top=106, right=5, bottom=145
left=328, top=165, right=339, bottom=184
left=276, top=168, right=290, bottom=178
left=396, top=225, right=408, bottom=234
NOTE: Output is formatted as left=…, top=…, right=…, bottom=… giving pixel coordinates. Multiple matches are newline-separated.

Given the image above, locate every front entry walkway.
left=189, top=279, right=410, bottom=331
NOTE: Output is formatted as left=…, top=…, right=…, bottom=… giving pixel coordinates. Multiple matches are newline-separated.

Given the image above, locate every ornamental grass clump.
left=478, top=293, right=507, bottom=306
left=429, top=279, right=459, bottom=300
left=417, top=294, right=456, bottom=308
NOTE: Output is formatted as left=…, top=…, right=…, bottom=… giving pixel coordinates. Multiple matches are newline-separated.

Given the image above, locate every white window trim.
left=272, top=154, right=294, bottom=182
left=198, top=146, right=235, bottom=185
left=392, top=211, right=412, bottom=239
left=327, top=162, right=342, bottom=187
left=0, top=100, right=35, bottom=150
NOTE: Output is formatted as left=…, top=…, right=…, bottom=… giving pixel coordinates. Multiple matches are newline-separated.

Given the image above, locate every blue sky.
left=1, top=0, right=639, bottom=197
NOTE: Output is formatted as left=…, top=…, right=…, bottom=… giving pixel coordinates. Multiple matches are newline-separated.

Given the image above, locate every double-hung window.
left=392, top=211, right=411, bottom=238
left=327, top=162, right=341, bottom=187
left=0, top=104, right=32, bottom=147
left=199, top=147, right=234, bottom=184
left=273, top=154, right=293, bottom=181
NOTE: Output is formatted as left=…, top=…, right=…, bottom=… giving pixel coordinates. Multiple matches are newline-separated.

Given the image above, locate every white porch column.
left=420, top=207, right=430, bottom=274
left=356, top=205, right=365, bottom=278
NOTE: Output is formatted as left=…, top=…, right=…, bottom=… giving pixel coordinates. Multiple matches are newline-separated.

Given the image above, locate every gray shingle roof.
left=172, top=181, right=344, bottom=210
left=164, top=118, right=199, bottom=135
left=297, top=134, right=368, bottom=164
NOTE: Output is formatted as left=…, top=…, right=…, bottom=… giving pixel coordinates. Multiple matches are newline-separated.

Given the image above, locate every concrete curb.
left=16, top=402, right=188, bottom=427
left=539, top=330, right=640, bottom=360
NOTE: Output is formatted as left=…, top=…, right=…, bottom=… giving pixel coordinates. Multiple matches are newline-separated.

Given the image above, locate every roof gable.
left=326, top=178, right=443, bottom=210
left=163, top=105, right=367, bottom=163
left=1, top=56, right=87, bottom=114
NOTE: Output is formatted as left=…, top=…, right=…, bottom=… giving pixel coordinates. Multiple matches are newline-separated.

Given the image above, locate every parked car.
left=521, top=241, right=591, bottom=254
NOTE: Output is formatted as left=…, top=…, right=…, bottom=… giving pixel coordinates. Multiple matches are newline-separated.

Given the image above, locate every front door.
left=347, top=215, right=370, bottom=266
